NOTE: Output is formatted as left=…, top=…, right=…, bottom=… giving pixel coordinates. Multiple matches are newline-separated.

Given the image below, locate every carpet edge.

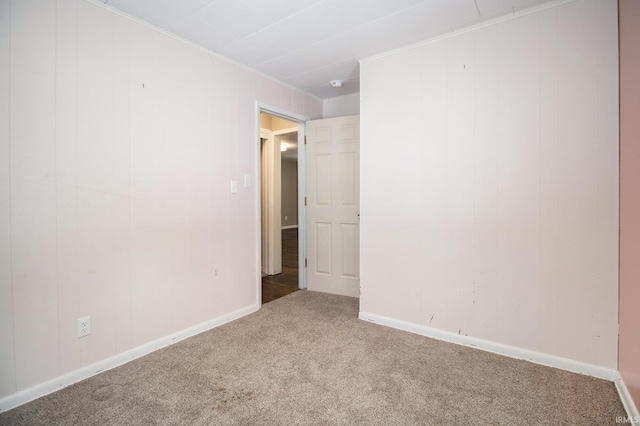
left=0, top=303, right=260, bottom=413
left=358, top=311, right=617, bottom=381
left=615, top=372, right=640, bottom=422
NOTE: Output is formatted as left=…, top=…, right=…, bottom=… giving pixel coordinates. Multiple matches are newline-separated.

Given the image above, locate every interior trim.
left=0, top=304, right=260, bottom=413
left=615, top=372, right=640, bottom=422
left=358, top=311, right=617, bottom=381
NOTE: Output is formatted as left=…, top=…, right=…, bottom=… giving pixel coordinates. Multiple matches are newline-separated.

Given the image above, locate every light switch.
left=244, top=174, right=251, bottom=188
left=230, top=180, right=237, bottom=194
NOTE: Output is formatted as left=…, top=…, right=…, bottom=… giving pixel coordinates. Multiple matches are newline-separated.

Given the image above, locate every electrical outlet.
left=78, top=316, right=91, bottom=338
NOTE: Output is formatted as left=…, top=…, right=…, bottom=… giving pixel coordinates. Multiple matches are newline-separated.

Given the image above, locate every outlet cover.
left=78, top=316, right=91, bottom=338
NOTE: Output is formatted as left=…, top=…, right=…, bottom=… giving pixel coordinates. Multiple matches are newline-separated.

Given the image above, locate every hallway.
left=262, top=228, right=299, bottom=304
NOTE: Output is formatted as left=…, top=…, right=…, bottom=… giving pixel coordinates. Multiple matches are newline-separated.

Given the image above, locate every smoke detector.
left=330, top=80, right=343, bottom=88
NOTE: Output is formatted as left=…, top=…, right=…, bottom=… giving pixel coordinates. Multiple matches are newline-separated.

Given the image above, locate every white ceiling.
left=278, top=131, right=298, bottom=161
left=102, top=0, right=556, bottom=100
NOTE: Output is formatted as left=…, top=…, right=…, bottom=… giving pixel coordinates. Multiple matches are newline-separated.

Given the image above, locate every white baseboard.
left=616, top=372, right=640, bottom=422
left=0, top=303, right=259, bottom=413
left=281, top=225, right=298, bottom=230
left=358, top=311, right=617, bottom=381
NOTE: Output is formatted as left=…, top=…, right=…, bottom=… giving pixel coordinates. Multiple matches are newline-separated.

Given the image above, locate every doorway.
left=255, top=106, right=361, bottom=305
left=260, top=112, right=301, bottom=304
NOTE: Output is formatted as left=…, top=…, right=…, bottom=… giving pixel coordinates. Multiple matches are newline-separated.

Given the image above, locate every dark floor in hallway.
left=262, top=228, right=299, bottom=304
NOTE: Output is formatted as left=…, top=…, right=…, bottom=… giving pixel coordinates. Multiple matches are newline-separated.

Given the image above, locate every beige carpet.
left=0, top=290, right=625, bottom=425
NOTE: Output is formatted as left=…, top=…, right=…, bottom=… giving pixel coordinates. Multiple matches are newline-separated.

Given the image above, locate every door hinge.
left=305, top=258, right=308, bottom=268
left=304, top=196, right=307, bottom=206
left=304, top=135, right=307, bottom=145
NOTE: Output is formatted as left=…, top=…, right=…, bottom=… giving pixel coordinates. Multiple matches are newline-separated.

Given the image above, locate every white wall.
left=360, top=0, right=619, bottom=370
left=323, top=93, right=360, bottom=118
left=281, top=159, right=298, bottom=227
left=0, top=0, right=321, bottom=401
left=619, top=0, right=640, bottom=410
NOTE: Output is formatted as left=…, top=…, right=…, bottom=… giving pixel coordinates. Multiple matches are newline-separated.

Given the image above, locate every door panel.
left=315, top=154, right=332, bottom=205
left=315, top=222, right=332, bottom=275
left=340, top=152, right=357, bottom=205
left=306, top=115, right=360, bottom=298
left=341, top=224, right=358, bottom=278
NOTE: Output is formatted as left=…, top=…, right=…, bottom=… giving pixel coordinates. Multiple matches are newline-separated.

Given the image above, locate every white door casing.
left=260, top=129, right=270, bottom=275
left=260, top=126, right=298, bottom=276
left=306, top=115, right=360, bottom=298
left=260, top=128, right=282, bottom=275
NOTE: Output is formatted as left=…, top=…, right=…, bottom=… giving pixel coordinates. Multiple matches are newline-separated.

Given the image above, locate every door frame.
left=261, top=125, right=298, bottom=276
left=255, top=102, right=310, bottom=305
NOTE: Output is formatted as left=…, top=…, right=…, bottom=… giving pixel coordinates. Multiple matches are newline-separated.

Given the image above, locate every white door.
left=306, top=115, right=360, bottom=297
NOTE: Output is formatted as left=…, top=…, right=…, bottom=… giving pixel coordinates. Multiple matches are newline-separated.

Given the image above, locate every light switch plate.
left=230, top=180, right=237, bottom=194
left=244, top=174, right=251, bottom=188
